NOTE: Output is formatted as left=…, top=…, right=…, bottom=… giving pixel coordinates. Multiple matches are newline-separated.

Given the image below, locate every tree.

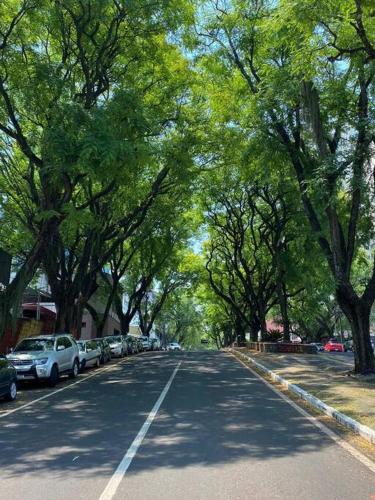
left=0, top=0, right=194, bottom=336
left=196, top=0, right=375, bottom=373
left=204, top=177, right=293, bottom=341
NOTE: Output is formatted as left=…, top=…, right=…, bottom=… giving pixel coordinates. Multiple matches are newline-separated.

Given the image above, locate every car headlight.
left=34, top=358, right=48, bottom=365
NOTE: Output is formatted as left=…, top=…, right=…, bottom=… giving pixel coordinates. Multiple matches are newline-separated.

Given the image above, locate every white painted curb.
left=231, top=349, right=375, bottom=446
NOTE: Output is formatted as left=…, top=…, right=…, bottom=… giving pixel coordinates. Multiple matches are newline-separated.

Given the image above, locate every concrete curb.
left=231, top=348, right=375, bottom=446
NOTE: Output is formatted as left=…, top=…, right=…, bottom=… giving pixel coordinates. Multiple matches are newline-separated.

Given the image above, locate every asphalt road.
left=1, top=351, right=375, bottom=500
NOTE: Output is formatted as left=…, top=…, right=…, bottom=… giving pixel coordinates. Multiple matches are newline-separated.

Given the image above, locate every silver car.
left=167, top=342, right=181, bottom=351
left=7, top=334, right=80, bottom=386
left=105, top=335, right=128, bottom=358
left=77, top=340, right=101, bottom=371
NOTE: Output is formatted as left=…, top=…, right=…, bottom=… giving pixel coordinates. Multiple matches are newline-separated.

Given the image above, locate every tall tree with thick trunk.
left=197, top=0, right=375, bottom=373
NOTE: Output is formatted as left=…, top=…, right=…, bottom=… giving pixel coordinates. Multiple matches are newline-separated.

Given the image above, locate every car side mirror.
left=7, top=347, right=13, bottom=353
left=87, top=348, right=92, bottom=352
left=57, top=345, right=65, bottom=351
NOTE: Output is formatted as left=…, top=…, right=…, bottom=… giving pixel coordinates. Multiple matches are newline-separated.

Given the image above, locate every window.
left=82, top=322, right=87, bottom=328
left=63, top=337, right=72, bottom=348
left=56, top=337, right=65, bottom=350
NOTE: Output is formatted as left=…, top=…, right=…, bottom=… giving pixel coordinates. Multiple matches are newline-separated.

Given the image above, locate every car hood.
left=7, top=352, right=48, bottom=361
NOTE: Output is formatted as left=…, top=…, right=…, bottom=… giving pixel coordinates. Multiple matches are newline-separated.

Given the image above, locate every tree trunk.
left=120, top=315, right=130, bottom=335
left=72, top=305, right=83, bottom=339
left=257, top=304, right=267, bottom=341
left=337, top=291, right=375, bottom=374
left=0, top=231, right=48, bottom=337
left=0, top=292, right=17, bottom=339
left=277, top=281, right=290, bottom=342
left=55, top=296, right=75, bottom=333
left=234, top=315, right=245, bottom=344
left=250, top=316, right=260, bottom=342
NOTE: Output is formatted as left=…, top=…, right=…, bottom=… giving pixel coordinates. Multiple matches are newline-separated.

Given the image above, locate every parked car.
left=310, top=342, right=324, bottom=352
left=125, top=335, right=138, bottom=354
left=94, top=338, right=112, bottom=364
left=77, top=340, right=101, bottom=372
left=343, top=340, right=353, bottom=352
left=135, top=337, right=143, bottom=353
left=150, top=338, right=161, bottom=351
left=105, top=335, right=128, bottom=358
left=140, top=336, right=151, bottom=351
left=324, top=339, right=345, bottom=352
left=0, top=355, right=17, bottom=401
left=167, top=342, right=181, bottom=351
left=7, top=334, right=80, bottom=386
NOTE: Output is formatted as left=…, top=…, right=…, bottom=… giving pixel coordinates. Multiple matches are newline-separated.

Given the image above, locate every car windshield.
left=108, top=336, right=122, bottom=343
left=14, top=338, right=54, bottom=352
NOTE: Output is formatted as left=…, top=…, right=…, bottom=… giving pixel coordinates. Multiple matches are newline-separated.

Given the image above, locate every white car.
left=167, top=342, right=181, bottom=351
left=140, top=336, right=151, bottom=351
left=7, top=334, right=80, bottom=387
left=105, top=335, right=128, bottom=358
left=77, top=340, right=101, bottom=371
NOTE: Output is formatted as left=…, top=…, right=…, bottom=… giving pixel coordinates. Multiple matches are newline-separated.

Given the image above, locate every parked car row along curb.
left=1, top=333, right=161, bottom=402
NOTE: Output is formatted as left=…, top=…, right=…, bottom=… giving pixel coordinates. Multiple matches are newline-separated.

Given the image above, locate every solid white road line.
left=0, top=356, right=136, bottom=420
left=99, top=361, right=182, bottom=500
left=233, top=353, right=375, bottom=475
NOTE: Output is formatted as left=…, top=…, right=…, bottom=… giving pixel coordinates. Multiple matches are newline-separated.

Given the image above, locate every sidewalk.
left=237, top=349, right=375, bottom=431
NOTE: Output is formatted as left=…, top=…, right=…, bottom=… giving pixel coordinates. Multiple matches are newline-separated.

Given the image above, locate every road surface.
left=0, top=351, right=375, bottom=500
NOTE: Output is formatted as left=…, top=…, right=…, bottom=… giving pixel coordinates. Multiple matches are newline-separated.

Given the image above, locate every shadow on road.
left=0, top=351, right=334, bottom=479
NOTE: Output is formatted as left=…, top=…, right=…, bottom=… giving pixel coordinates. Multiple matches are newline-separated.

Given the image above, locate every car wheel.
left=5, top=381, right=17, bottom=401
left=100, top=354, right=105, bottom=365
left=95, top=357, right=100, bottom=368
left=69, top=359, right=79, bottom=379
left=49, top=364, right=59, bottom=387
left=79, top=359, right=86, bottom=373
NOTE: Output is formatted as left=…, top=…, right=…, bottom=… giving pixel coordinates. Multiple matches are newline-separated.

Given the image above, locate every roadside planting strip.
left=0, top=354, right=144, bottom=420
left=232, top=351, right=375, bottom=475
left=231, top=349, right=375, bottom=446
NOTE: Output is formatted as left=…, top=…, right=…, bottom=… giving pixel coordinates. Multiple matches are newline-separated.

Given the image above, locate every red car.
left=324, top=339, right=345, bottom=352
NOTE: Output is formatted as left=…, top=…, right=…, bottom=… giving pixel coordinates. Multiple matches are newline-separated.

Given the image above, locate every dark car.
left=0, top=355, right=17, bottom=401
left=93, top=338, right=112, bottom=364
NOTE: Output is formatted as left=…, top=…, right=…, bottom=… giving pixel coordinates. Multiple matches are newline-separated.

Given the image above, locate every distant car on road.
left=150, top=338, right=160, bottom=351
left=105, top=335, right=128, bottom=358
left=93, top=338, right=112, bottom=364
left=0, top=355, right=17, bottom=401
left=167, top=342, right=181, bottom=351
left=310, top=342, right=324, bottom=352
left=77, top=340, right=101, bottom=372
left=324, top=339, right=345, bottom=352
left=7, top=334, right=80, bottom=386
